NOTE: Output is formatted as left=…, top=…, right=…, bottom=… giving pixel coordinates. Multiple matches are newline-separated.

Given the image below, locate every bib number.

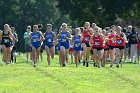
left=75, top=43, right=80, bottom=47
left=33, top=38, right=39, bottom=42
left=4, top=39, right=9, bottom=43
left=84, top=37, right=89, bottom=41
left=48, top=39, right=52, bottom=42
left=62, top=39, right=66, bottom=42
left=117, top=40, right=122, bottom=44
left=94, top=42, right=100, bottom=46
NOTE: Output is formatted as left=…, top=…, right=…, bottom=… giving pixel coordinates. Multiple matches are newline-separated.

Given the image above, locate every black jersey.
left=1, top=31, right=11, bottom=47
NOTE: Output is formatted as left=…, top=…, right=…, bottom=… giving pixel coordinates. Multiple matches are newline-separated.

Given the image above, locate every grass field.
left=0, top=53, right=140, bottom=93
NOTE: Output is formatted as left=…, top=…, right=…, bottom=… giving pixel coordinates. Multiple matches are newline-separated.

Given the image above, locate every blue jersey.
left=59, top=31, right=69, bottom=44
left=58, top=31, right=70, bottom=49
left=31, top=32, right=41, bottom=49
left=45, top=32, right=54, bottom=45
left=73, top=35, right=81, bottom=51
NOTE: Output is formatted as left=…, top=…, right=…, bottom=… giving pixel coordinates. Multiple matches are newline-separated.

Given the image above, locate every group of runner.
left=0, top=23, right=139, bottom=67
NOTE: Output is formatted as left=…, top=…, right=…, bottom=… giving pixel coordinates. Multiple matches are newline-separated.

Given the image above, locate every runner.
left=58, top=23, right=71, bottom=67
left=44, top=24, right=56, bottom=66
left=29, top=25, right=44, bottom=67
left=90, top=27, right=104, bottom=68
left=115, top=26, right=128, bottom=68
left=0, top=24, right=17, bottom=64
left=107, top=25, right=117, bottom=67
left=81, top=22, right=93, bottom=67
left=72, top=28, right=82, bottom=67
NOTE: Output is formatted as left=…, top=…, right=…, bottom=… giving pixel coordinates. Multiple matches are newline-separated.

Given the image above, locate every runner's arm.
left=52, top=32, right=57, bottom=45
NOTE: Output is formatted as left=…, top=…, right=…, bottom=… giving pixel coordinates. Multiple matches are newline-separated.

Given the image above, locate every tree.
left=0, top=0, right=60, bottom=52
left=56, top=0, right=137, bottom=27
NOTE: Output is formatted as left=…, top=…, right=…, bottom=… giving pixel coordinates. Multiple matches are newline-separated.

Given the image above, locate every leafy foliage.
left=0, top=0, right=60, bottom=52
left=56, top=0, right=140, bottom=26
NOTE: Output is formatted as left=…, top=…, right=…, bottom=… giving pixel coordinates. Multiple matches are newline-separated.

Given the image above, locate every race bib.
left=94, top=42, right=100, bottom=46
left=4, top=39, right=9, bottom=43
left=84, top=37, right=89, bottom=41
left=48, top=39, right=52, bottom=42
left=75, top=43, right=80, bottom=47
left=33, top=38, right=39, bottom=42
left=62, top=39, right=66, bottom=42
left=117, top=40, right=122, bottom=44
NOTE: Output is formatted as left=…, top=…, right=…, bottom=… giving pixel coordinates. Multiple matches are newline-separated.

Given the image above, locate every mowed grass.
left=0, top=53, right=140, bottom=93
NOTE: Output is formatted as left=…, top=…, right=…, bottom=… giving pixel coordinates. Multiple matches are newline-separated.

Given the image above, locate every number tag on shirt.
left=94, top=42, right=100, bottom=46
left=84, top=37, right=89, bottom=41
left=33, top=38, right=39, bottom=42
left=117, top=40, right=122, bottom=44
left=48, top=39, right=52, bottom=42
left=62, top=39, right=66, bottom=42
left=75, top=43, right=80, bottom=47
left=4, top=39, right=9, bottom=43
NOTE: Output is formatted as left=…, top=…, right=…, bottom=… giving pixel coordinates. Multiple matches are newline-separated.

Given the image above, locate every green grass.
left=0, top=53, right=140, bottom=93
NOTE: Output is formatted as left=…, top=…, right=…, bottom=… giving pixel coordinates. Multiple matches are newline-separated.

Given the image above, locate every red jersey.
left=108, top=34, right=116, bottom=46
left=92, top=35, right=104, bottom=48
left=82, top=29, right=91, bottom=44
left=116, top=34, right=125, bottom=46
left=103, top=42, right=108, bottom=49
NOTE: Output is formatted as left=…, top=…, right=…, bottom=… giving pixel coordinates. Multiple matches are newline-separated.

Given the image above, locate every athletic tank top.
left=45, top=32, right=54, bottom=44
left=108, top=33, right=116, bottom=46
left=74, top=35, right=81, bottom=48
left=116, top=34, right=125, bottom=46
left=82, top=29, right=91, bottom=43
left=31, top=32, right=41, bottom=45
left=1, top=31, right=11, bottom=46
left=92, top=35, right=104, bottom=48
left=59, top=31, right=69, bottom=43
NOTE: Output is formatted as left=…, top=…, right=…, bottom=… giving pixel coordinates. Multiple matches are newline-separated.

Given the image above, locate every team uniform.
left=92, top=35, right=104, bottom=50
left=73, top=35, right=82, bottom=52
left=103, top=42, right=108, bottom=51
left=82, top=30, right=91, bottom=47
left=1, top=31, right=11, bottom=48
left=44, top=32, right=55, bottom=48
left=91, top=34, right=104, bottom=68
left=115, top=34, right=125, bottom=50
left=115, top=33, right=127, bottom=68
left=1, top=31, right=12, bottom=64
left=31, top=32, right=41, bottom=49
left=81, top=29, right=92, bottom=67
left=108, top=33, right=116, bottom=49
left=58, top=31, right=70, bottom=50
